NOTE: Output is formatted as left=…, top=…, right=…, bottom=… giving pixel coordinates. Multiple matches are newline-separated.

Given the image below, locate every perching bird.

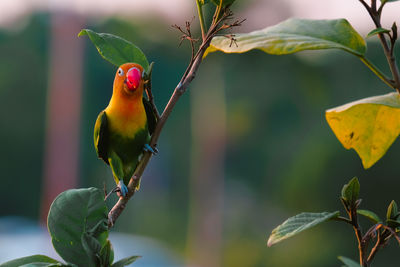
left=94, top=63, right=157, bottom=196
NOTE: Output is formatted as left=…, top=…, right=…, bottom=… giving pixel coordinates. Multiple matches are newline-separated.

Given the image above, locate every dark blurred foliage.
left=0, top=12, right=399, bottom=267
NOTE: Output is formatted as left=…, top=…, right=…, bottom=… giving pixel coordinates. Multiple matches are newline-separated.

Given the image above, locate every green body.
left=94, top=99, right=156, bottom=186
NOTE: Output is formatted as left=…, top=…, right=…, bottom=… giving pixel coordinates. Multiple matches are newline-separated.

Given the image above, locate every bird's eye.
left=117, top=68, right=124, bottom=77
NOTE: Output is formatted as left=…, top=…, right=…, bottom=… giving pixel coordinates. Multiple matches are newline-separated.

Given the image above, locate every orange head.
left=113, top=63, right=145, bottom=99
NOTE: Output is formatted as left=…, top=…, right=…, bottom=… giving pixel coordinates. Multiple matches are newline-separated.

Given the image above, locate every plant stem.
left=359, top=56, right=395, bottom=88
left=358, top=0, right=400, bottom=92
left=367, top=232, right=381, bottom=264
left=349, top=208, right=368, bottom=267
left=196, top=0, right=207, bottom=41
left=333, top=216, right=353, bottom=225
left=107, top=7, right=238, bottom=227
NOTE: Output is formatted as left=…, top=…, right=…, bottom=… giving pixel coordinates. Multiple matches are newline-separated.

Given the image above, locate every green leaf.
left=111, top=256, right=141, bottom=267
left=367, top=28, right=390, bottom=38
left=78, top=29, right=149, bottom=70
left=326, top=92, right=400, bottom=169
left=81, top=233, right=102, bottom=265
left=0, top=255, right=61, bottom=267
left=267, top=211, right=339, bottom=247
left=338, top=256, right=361, bottom=267
left=357, top=209, right=381, bottom=224
left=205, top=18, right=366, bottom=57
left=100, top=240, right=114, bottom=267
left=381, top=0, right=400, bottom=3
left=386, top=200, right=399, bottom=220
left=47, top=188, right=109, bottom=267
left=341, top=177, right=360, bottom=208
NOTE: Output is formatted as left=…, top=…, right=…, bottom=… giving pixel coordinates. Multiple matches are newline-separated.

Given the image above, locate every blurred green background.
left=0, top=2, right=400, bottom=266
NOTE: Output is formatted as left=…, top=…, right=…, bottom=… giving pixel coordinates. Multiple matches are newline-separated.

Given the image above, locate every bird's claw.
left=118, top=180, right=128, bottom=197
left=144, top=143, right=158, bottom=154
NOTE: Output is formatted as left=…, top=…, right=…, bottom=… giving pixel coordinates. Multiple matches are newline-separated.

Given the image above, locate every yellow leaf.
left=326, top=92, right=400, bottom=169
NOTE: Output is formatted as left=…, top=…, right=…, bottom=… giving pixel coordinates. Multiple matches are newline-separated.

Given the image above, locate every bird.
left=94, top=63, right=157, bottom=197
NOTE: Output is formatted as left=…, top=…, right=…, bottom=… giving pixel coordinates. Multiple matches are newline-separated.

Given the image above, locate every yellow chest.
left=105, top=99, right=147, bottom=137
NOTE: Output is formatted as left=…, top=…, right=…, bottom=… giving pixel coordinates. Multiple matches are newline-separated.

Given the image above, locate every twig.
left=332, top=216, right=353, bottom=225
left=107, top=6, right=240, bottom=227
left=349, top=208, right=368, bottom=266
left=358, top=0, right=400, bottom=92
left=366, top=226, right=383, bottom=264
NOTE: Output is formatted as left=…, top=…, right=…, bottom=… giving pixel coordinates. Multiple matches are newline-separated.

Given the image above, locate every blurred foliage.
left=0, top=12, right=399, bottom=267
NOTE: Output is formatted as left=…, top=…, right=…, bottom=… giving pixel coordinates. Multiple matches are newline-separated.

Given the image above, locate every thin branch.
left=359, top=56, right=395, bottom=88
left=358, top=0, right=400, bottom=92
left=332, top=216, right=353, bottom=225
left=348, top=207, right=368, bottom=266
left=367, top=228, right=382, bottom=263
left=108, top=6, right=240, bottom=227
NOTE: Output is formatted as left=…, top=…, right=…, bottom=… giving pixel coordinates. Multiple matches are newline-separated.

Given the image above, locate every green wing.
left=94, top=110, right=109, bottom=164
left=143, top=98, right=157, bottom=135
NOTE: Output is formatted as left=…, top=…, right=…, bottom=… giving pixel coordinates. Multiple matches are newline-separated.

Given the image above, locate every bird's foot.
left=118, top=180, right=129, bottom=197
left=144, top=143, right=158, bottom=154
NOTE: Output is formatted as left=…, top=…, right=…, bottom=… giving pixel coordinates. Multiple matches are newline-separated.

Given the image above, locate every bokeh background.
left=1, top=0, right=400, bottom=266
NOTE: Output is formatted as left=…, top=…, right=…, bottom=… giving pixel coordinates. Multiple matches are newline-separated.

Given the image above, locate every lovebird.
left=94, top=63, right=156, bottom=196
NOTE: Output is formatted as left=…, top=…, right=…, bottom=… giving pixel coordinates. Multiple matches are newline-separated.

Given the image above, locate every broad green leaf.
left=367, top=28, right=390, bottom=38
left=357, top=209, right=381, bottom=223
left=381, top=0, right=400, bottom=3
left=204, top=18, right=366, bottom=57
left=267, top=211, right=339, bottom=247
left=0, top=255, right=61, bottom=267
left=341, top=177, right=360, bottom=208
left=78, top=29, right=149, bottom=70
left=47, top=188, right=109, bottom=267
left=338, top=256, right=361, bottom=267
left=111, top=256, right=140, bottom=267
left=326, top=92, right=400, bottom=169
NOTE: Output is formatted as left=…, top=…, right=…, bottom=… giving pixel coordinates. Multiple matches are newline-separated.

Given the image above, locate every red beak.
left=126, top=67, right=141, bottom=90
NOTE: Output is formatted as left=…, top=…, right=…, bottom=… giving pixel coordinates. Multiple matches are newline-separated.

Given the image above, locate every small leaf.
left=205, top=18, right=366, bottom=57
left=386, top=200, right=399, bottom=220
left=357, top=209, right=381, bottom=224
left=267, top=211, right=339, bottom=247
left=392, top=22, right=397, bottom=41
left=381, top=0, right=400, bottom=3
left=47, top=188, right=109, bottom=267
left=341, top=177, right=360, bottom=208
left=78, top=29, right=149, bottom=70
left=366, top=28, right=390, bottom=38
left=100, top=240, right=114, bottom=267
left=0, top=255, right=61, bottom=267
left=111, top=256, right=141, bottom=267
left=326, top=92, right=400, bottom=169
left=338, top=256, right=362, bottom=267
